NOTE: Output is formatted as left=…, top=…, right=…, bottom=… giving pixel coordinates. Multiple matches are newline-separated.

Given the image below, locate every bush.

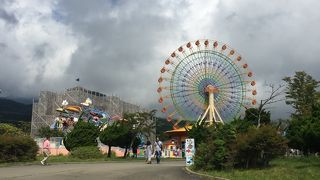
left=212, top=139, right=228, bottom=169
left=193, top=124, right=287, bottom=170
left=70, top=146, right=103, bottom=159
left=195, top=139, right=235, bottom=170
left=186, top=121, right=210, bottom=148
left=0, top=135, right=38, bottom=162
left=0, top=123, right=25, bottom=136
left=194, top=143, right=212, bottom=170
left=235, top=125, right=287, bottom=168
left=286, top=116, right=320, bottom=154
left=64, top=121, right=99, bottom=151
left=194, top=124, right=236, bottom=170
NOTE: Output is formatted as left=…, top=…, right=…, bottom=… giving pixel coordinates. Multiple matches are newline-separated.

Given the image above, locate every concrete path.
left=0, top=160, right=202, bottom=180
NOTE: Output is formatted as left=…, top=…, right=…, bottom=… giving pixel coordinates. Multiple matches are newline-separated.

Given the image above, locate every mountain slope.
left=0, top=98, right=32, bottom=123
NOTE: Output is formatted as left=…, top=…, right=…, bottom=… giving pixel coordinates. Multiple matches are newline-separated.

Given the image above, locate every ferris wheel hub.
left=205, top=85, right=219, bottom=94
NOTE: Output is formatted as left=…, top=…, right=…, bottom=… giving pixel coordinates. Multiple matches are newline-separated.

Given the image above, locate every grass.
left=192, top=156, right=320, bottom=180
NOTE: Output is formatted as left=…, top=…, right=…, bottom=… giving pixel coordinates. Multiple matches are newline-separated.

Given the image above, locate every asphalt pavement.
left=0, top=160, right=203, bottom=180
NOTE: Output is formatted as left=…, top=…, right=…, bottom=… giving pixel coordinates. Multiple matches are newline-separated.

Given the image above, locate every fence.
left=35, top=137, right=185, bottom=158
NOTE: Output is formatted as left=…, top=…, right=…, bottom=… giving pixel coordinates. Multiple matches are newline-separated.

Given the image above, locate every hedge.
left=70, top=146, right=103, bottom=159
left=0, top=135, right=38, bottom=162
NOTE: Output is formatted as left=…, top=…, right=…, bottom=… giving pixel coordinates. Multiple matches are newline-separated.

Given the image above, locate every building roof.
left=67, top=86, right=107, bottom=97
left=165, top=125, right=193, bottom=133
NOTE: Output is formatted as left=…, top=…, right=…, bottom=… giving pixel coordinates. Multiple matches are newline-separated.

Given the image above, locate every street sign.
left=185, top=138, right=195, bottom=166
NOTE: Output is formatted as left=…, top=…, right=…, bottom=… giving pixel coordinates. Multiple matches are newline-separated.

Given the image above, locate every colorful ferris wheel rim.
left=157, top=39, right=257, bottom=123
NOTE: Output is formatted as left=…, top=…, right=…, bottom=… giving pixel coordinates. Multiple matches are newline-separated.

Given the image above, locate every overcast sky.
left=1, top=0, right=319, bottom=119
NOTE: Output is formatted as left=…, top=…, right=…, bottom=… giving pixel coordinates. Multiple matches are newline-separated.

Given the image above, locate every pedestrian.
left=143, top=145, right=147, bottom=162
left=154, top=137, right=163, bottom=164
left=146, top=140, right=152, bottom=164
left=132, top=147, right=138, bottom=158
left=41, top=136, right=51, bottom=165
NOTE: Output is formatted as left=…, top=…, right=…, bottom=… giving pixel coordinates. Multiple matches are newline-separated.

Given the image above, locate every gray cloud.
left=57, top=0, right=186, bottom=105
left=208, top=0, right=320, bottom=119
left=0, top=0, right=319, bottom=120
left=0, top=8, right=18, bottom=24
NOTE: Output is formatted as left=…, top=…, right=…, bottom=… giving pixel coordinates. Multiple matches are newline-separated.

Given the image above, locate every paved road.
left=0, top=160, right=202, bottom=180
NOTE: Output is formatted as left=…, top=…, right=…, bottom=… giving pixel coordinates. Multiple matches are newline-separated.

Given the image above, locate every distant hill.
left=0, top=98, right=32, bottom=124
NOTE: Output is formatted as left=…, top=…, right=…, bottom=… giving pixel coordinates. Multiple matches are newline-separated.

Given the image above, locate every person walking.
left=145, top=140, right=152, bottom=164
left=41, top=136, right=51, bottom=165
left=154, top=137, right=163, bottom=164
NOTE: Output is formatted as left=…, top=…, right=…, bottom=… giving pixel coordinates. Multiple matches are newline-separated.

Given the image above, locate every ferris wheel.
left=157, top=39, right=257, bottom=128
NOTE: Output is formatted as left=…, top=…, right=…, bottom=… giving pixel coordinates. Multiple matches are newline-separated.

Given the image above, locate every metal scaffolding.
left=31, top=86, right=145, bottom=137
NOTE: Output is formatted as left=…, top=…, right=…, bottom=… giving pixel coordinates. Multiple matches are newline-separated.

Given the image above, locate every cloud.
left=1, top=0, right=319, bottom=120
left=207, top=0, right=320, bottom=118
left=0, top=8, right=18, bottom=24
left=0, top=0, right=78, bottom=96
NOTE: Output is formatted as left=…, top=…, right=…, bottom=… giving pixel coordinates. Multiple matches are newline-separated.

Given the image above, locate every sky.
left=0, top=0, right=320, bottom=120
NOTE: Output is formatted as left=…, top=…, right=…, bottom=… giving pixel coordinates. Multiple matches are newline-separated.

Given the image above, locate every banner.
left=185, top=138, right=195, bottom=166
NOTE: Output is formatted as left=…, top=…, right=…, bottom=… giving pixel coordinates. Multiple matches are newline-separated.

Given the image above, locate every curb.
left=184, top=166, right=230, bottom=180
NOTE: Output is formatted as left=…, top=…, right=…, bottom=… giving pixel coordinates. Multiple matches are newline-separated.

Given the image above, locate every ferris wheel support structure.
left=197, top=85, right=224, bottom=126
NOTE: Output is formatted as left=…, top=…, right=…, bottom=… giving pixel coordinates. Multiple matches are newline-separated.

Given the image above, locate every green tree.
left=16, top=121, right=31, bottom=134
left=99, top=121, right=129, bottom=157
left=283, top=71, right=319, bottom=117
left=124, top=110, right=156, bottom=141
left=235, top=125, right=287, bottom=168
left=211, top=124, right=237, bottom=169
left=249, top=83, right=285, bottom=127
left=0, top=123, right=25, bottom=136
left=211, top=139, right=227, bottom=169
left=131, top=136, right=141, bottom=158
left=155, top=117, right=172, bottom=140
left=286, top=103, right=320, bottom=154
left=243, top=108, right=271, bottom=126
left=230, top=117, right=253, bottom=133
left=194, top=124, right=236, bottom=170
left=186, top=120, right=210, bottom=148
left=283, top=72, right=320, bottom=154
left=63, top=121, right=99, bottom=151
left=115, top=122, right=132, bottom=158
left=120, top=110, right=156, bottom=157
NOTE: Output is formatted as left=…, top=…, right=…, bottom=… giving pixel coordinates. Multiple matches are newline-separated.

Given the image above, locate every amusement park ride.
left=157, top=39, right=257, bottom=128
left=51, top=98, right=114, bottom=132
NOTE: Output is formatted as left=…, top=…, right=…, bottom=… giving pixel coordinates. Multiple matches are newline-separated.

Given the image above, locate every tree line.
left=63, top=110, right=156, bottom=158
left=1, top=71, right=319, bottom=163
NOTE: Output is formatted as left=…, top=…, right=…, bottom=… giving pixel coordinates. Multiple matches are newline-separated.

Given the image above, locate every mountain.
left=0, top=98, right=32, bottom=124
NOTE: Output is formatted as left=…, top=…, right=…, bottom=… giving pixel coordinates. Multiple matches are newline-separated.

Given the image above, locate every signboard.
left=185, top=138, right=195, bottom=166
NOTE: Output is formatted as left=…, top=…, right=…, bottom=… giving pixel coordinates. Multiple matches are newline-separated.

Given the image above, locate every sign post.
left=185, top=138, right=195, bottom=166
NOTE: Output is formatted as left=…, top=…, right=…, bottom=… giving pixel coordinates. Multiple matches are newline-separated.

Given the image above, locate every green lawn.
left=193, top=157, right=320, bottom=180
